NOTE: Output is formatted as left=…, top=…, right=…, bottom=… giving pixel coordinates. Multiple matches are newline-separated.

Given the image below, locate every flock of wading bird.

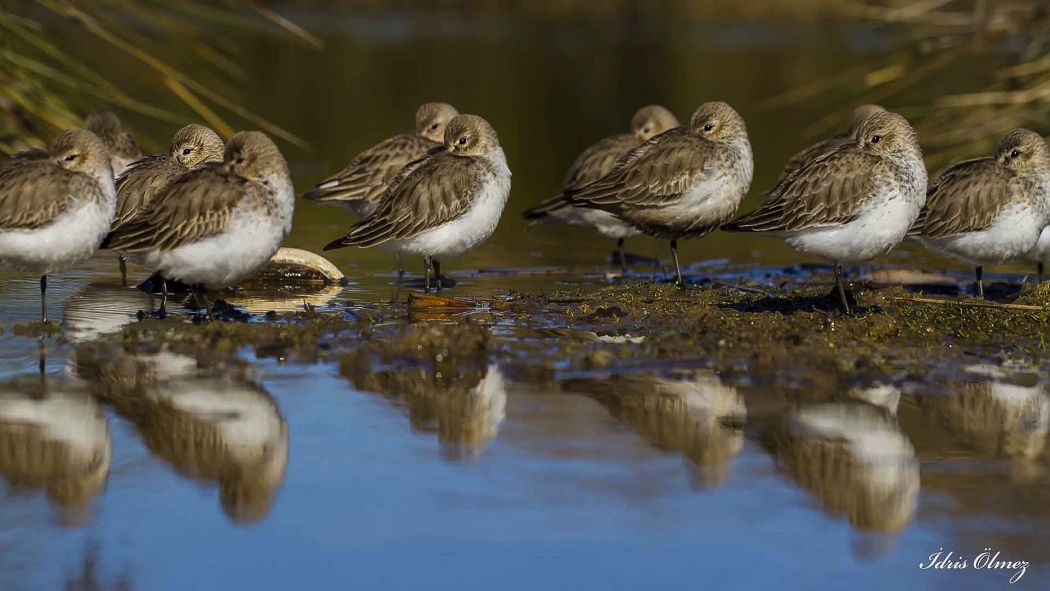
left=0, top=101, right=1048, bottom=322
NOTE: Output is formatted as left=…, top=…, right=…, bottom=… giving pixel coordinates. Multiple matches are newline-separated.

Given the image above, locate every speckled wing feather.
left=780, top=133, right=849, bottom=176
left=324, top=150, right=480, bottom=250
left=563, top=133, right=639, bottom=189
left=523, top=133, right=639, bottom=221
left=566, top=128, right=708, bottom=209
left=112, top=155, right=187, bottom=230
left=0, top=158, right=89, bottom=230
left=723, top=145, right=876, bottom=233
left=304, top=133, right=438, bottom=205
left=910, top=157, right=1011, bottom=237
left=103, top=164, right=257, bottom=252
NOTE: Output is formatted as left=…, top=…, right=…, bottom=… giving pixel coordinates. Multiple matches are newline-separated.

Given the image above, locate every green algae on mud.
left=54, top=278, right=1050, bottom=394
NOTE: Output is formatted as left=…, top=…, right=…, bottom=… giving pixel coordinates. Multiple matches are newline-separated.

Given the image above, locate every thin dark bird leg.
left=1038, top=262, right=1044, bottom=283
left=39, top=275, right=47, bottom=323
left=423, top=256, right=432, bottom=294
left=37, top=340, right=46, bottom=377
left=159, top=277, right=168, bottom=314
left=616, top=238, right=626, bottom=271
left=396, top=252, right=405, bottom=279
left=975, top=266, right=984, bottom=299
left=434, top=259, right=442, bottom=292
left=119, top=256, right=128, bottom=286
left=833, top=263, right=852, bottom=315
left=670, top=240, right=683, bottom=287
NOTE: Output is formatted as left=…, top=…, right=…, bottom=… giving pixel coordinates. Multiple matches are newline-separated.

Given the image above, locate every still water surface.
left=0, top=11, right=1046, bottom=590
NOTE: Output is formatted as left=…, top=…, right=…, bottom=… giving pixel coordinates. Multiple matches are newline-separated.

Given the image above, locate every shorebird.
left=911, top=129, right=1050, bottom=297
left=565, top=102, right=753, bottom=286
left=303, top=102, right=459, bottom=217
left=109, top=124, right=225, bottom=285
left=322, top=114, right=512, bottom=292
left=0, top=129, right=117, bottom=322
left=723, top=110, right=927, bottom=314
left=102, top=131, right=294, bottom=316
left=522, top=105, right=680, bottom=267
left=85, top=110, right=142, bottom=175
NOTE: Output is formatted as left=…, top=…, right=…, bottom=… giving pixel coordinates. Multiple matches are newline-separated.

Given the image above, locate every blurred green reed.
left=0, top=0, right=317, bottom=155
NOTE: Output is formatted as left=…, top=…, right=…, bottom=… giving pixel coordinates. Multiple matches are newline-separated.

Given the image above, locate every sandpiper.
left=109, top=124, right=225, bottom=284
left=778, top=104, right=885, bottom=176
left=0, top=129, right=117, bottom=322
left=323, top=114, right=512, bottom=292
left=723, top=110, right=927, bottom=313
left=102, top=131, right=294, bottom=315
left=303, top=102, right=459, bottom=217
left=565, top=102, right=753, bottom=286
left=522, top=105, right=680, bottom=267
left=85, top=110, right=142, bottom=175
left=911, top=129, right=1050, bottom=297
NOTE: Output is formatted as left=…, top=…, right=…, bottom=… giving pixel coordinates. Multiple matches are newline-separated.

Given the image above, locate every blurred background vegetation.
left=0, top=0, right=1044, bottom=164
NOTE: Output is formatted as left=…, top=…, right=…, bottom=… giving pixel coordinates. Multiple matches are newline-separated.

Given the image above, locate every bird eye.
left=182, top=148, right=192, bottom=156
left=1010, top=149, right=1020, bottom=158
left=703, top=123, right=714, bottom=132
left=431, top=123, right=439, bottom=130
left=870, top=135, right=881, bottom=143
left=64, top=154, right=78, bottom=161
left=643, top=127, right=651, bottom=134
left=458, top=137, right=467, bottom=145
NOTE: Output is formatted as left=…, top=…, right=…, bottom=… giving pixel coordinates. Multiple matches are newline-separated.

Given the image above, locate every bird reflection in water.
left=769, top=398, right=919, bottom=542
left=76, top=345, right=288, bottom=523
left=918, top=364, right=1049, bottom=480
left=339, top=323, right=505, bottom=461
left=0, top=375, right=111, bottom=525
left=563, top=369, right=746, bottom=489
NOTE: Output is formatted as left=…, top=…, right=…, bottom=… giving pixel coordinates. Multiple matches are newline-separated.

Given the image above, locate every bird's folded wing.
left=566, top=128, right=706, bottom=208
left=303, top=133, right=436, bottom=203
left=724, top=146, right=875, bottom=232
left=563, top=133, right=639, bottom=190
left=112, top=156, right=185, bottom=230
left=324, top=151, right=478, bottom=249
left=0, top=160, right=84, bottom=230
left=910, top=158, right=1009, bottom=237
left=103, top=165, right=251, bottom=252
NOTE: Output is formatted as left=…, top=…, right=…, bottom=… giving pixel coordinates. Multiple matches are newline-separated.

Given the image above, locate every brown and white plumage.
left=0, top=129, right=117, bottom=321
left=85, top=110, right=141, bottom=175
left=323, top=114, right=511, bottom=291
left=911, top=130, right=1050, bottom=291
left=522, top=105, right=679, bottom=243
left=569, top=102, right=753, bottom=241
left=724, top=110, right=927, bottom=312
left=103, top=131, right=294, bottom=291
left=111, top=124, right=225, bottom=231
left=303, top=102, right=459, bottom=217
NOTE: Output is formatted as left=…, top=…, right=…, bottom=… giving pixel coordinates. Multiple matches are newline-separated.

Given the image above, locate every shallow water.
left=1, top=9, right=1048, bottom=591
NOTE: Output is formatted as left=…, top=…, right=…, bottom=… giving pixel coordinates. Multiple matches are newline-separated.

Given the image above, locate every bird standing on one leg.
left=0, top=129, right=117, bottom=322
left=723, top=110, right=927, bottom=314
left=564, top=102, right=753, bottom=287
left=522, top=105, right=680, bottom=269
left=911, top=129, right=1050, bottom=299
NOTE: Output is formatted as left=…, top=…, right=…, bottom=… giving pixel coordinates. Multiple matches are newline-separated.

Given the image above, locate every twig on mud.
left=893, top=296, right=1045, bottom=312
left=712, top=281, right=776, bottom=297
